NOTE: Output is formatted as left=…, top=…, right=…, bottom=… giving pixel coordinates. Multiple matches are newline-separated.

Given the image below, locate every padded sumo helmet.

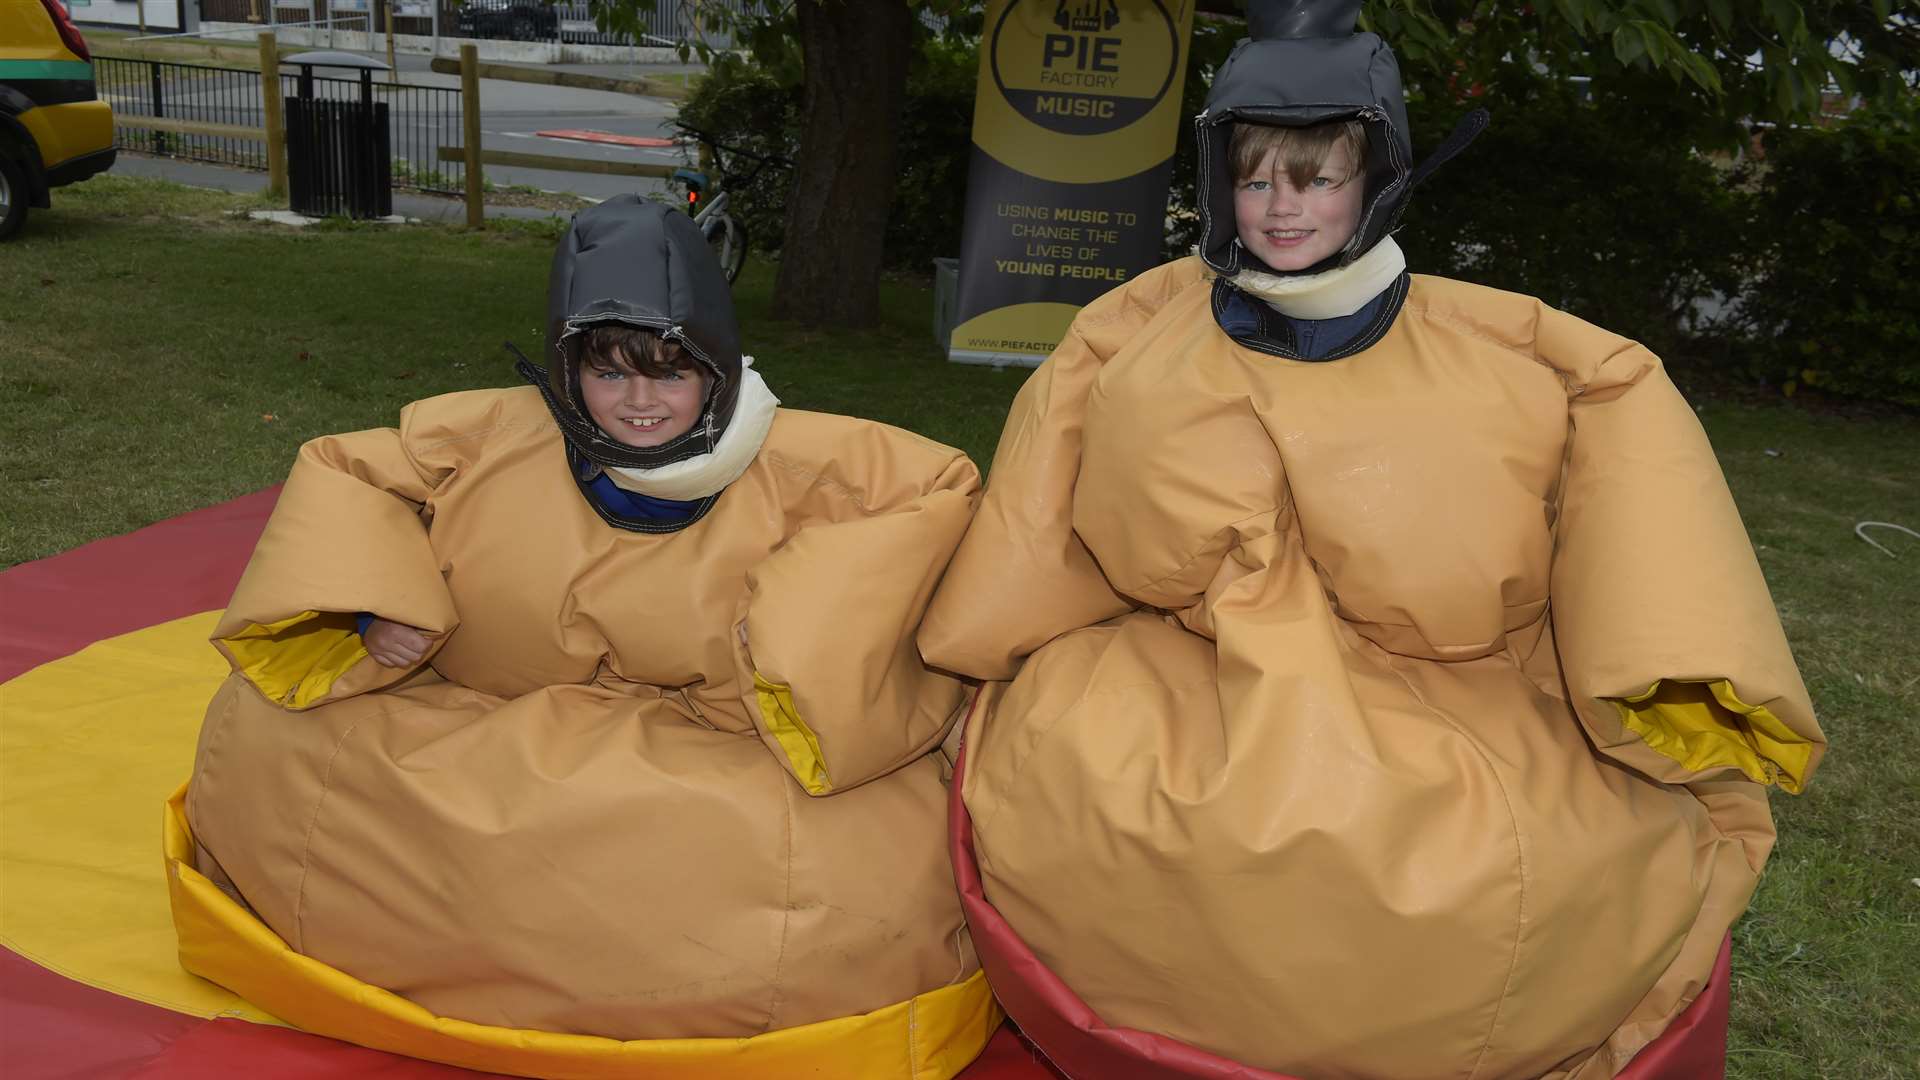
left=517, top=194, right=746, bottom=472
left=1196, top=0, right=1487, bottom=277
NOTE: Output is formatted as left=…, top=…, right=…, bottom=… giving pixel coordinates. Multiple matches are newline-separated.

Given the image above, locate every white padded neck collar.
left=1228, top=236, right=1406, bottom=320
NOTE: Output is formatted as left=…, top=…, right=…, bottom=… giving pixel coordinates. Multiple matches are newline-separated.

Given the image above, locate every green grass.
left=0, top=175, right=1024, bottom=566
left=2, top=176, right=1917, bottom=1075
left=1704, top=406, right=1920, bottom=1077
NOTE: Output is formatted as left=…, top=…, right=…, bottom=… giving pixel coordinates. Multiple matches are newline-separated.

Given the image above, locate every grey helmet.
left=516, top=194, right=744, bottom=472
left=1195, top=0, right=1486, bottom=277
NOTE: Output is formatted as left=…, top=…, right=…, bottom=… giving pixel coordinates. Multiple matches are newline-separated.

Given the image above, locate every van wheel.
left=0, top=155, right=27, bottom=241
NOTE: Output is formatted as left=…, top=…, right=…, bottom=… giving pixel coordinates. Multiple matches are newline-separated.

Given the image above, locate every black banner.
left=950, top=0, right=1194, bottom=366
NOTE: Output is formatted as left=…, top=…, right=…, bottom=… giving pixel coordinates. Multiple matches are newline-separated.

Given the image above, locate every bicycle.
left=669, top=124, right=787, bottom=286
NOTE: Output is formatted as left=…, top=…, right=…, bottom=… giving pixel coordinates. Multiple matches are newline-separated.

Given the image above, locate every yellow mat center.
left=0, top=611, right=282, bottom=1023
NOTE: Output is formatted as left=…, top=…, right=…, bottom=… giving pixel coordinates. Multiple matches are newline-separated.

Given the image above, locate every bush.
left=682, top=32, right=1913, bottom=409
left=1395, top=81, right=1751, bottom=357
left=1162, top=17, right=1246, bottom=260
left=879, top=35, right=978, bottom=272
left=676, top=37, right=977, bottom=273
left=1744, top=100, right=1920, bottom=406
left=674, top=54, right=801, bottom=267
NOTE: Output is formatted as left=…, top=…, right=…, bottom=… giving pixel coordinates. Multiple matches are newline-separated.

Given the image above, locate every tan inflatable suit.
left=920, top=258, right=1825, bottom=1079
left=180, top=200, right=994, bottom=1074
left=190, top=390, right=980, bottom=1032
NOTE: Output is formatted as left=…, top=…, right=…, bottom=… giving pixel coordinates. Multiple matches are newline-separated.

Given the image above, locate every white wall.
left=64, top=0, right=189, bottom=33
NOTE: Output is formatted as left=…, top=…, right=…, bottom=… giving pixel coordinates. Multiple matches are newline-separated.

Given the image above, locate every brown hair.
left=572, top=324, right=698, bottom=381
left=1229, top=120, right=1367, bottom=190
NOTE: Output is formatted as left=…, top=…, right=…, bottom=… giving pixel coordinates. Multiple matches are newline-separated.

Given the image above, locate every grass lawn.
left=2, top=176, right=1916, bottom=1076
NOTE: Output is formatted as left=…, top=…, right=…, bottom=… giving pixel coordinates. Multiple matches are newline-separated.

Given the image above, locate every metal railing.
left=97, top=56, right=271, bottom=169
left=552, top=1, right=693, bottom=47
left=97, top=55, right=468, bottom=195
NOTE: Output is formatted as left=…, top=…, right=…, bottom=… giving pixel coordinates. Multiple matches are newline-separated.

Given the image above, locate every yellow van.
left=1, top=0, right=115, bottom=239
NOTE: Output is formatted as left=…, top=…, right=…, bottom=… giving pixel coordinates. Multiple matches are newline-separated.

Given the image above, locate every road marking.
left=535, top=129, right=677, bottom=148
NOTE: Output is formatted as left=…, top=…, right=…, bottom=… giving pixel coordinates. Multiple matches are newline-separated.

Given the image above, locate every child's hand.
left=364, top=618, right=432, bottom=668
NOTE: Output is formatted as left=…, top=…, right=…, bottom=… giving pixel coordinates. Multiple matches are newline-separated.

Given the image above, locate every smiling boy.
left=920, top=1, right=1824, bottom=1076
left=576, top=327, right=707, bottom=447
left=177, top=195, right=995, bottom=1077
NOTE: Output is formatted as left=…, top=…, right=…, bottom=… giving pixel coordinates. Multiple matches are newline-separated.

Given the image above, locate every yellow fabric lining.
left=220, top=611, right=367, bottom=709
left=0, top=612, right=284, bottom=1024
left=754, top=672, right=832, bottom=795
left=165, top=786, right=999, bottom=1079
left=1609, top=678, right=1814, bottom=793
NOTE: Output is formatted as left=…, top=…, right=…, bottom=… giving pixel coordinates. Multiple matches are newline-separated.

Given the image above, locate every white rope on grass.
left=1854, top=521, right=1918, bottom=559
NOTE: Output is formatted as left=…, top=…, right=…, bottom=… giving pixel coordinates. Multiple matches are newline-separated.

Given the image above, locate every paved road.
left=107, top=150, right=594, bottom=223
left=383, top=52, right=691, bottom=200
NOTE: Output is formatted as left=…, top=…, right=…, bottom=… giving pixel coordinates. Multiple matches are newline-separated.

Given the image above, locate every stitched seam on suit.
left=409, top=419, right=552, bottom=455
left=1115, top=506, right=1278, bottom=597
left=291, top=716, right=365, bottom=955
left=401, top=420, right=556, bottom=495
left=762, top=771, right=797, bottom=1033
left=186, top=683, right=243, bottom=899
left=1381, top=655, right=1528, bottom=1079
left=906, top=996, right=921, bottom=1080
left=764, top=451, right=885, bottom=516
left=1076, top=268, right=1206, bottom=333
left=971, top=672, right=1217, bottom=844
left=1395, top=302, right=1557, bottom=379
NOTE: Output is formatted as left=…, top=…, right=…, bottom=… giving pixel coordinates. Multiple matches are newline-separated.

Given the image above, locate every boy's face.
left=580, top=354, right=709, bottom=448
left=1233, top=139, right=1365, bottom=273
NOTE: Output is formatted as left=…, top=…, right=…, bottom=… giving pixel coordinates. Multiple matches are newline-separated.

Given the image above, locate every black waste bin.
left=283, top=51, right=393, bottom=219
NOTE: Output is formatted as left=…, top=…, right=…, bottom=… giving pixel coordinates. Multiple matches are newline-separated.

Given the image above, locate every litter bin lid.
left=283, top=51, right=393, bottom=71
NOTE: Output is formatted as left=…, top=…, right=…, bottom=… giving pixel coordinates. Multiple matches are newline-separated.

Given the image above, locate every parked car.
left=456, top=0, right=559, bottom=41
left=0, top=0, right=115, bottom=239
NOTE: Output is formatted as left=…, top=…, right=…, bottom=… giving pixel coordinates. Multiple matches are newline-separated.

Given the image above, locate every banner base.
left=946, top=349, right=1047, bottom=369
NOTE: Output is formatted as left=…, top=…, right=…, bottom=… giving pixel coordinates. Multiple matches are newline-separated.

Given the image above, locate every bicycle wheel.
left=705, top=214, right=748, bottom=285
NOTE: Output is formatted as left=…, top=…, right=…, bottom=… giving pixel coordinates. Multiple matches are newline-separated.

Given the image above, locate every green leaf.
left=1708, top=0, right=1734, bottom=33
left=1554, top=0, right=1587, bottom=36
left=1638, top=21, right=1669, bottom=68
left=1774, top=66, right=1799, bottom=117
left=1690, top=51, right=1725, bottom=95
left=1762, top=0, right=1799, bottom=37
left=1613, top=24, right=1646, bottom=67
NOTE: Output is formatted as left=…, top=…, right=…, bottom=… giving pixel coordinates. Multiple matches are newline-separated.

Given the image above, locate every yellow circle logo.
left=972, top=0, right=1190, bottom=184
left=989, top=0, right=1181, bottom=137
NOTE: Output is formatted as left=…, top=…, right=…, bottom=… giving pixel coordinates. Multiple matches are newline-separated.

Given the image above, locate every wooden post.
left=258, top=33, right=287, bottom=199
left=384, top=0, right=397, bottom=81
left=460, top=43, right=483, bottom=229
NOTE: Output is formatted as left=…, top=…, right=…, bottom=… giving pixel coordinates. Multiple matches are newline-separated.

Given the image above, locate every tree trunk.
left=771, top=0, right=915, bottom=327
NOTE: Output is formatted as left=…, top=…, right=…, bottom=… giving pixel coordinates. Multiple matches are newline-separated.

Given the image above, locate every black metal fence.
left=97, top=57, right=269, bottom=168
left=96, top=56, right=467, bottom=195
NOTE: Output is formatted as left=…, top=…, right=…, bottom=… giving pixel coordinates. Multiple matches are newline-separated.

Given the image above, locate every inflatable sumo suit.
left=170, top=196, right=999, bottom=1078
left=919, top=3, right=1825, bottom=1078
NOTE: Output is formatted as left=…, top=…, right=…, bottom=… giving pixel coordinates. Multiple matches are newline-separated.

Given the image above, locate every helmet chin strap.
left=1409, top=108, right=1491, bottom=190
